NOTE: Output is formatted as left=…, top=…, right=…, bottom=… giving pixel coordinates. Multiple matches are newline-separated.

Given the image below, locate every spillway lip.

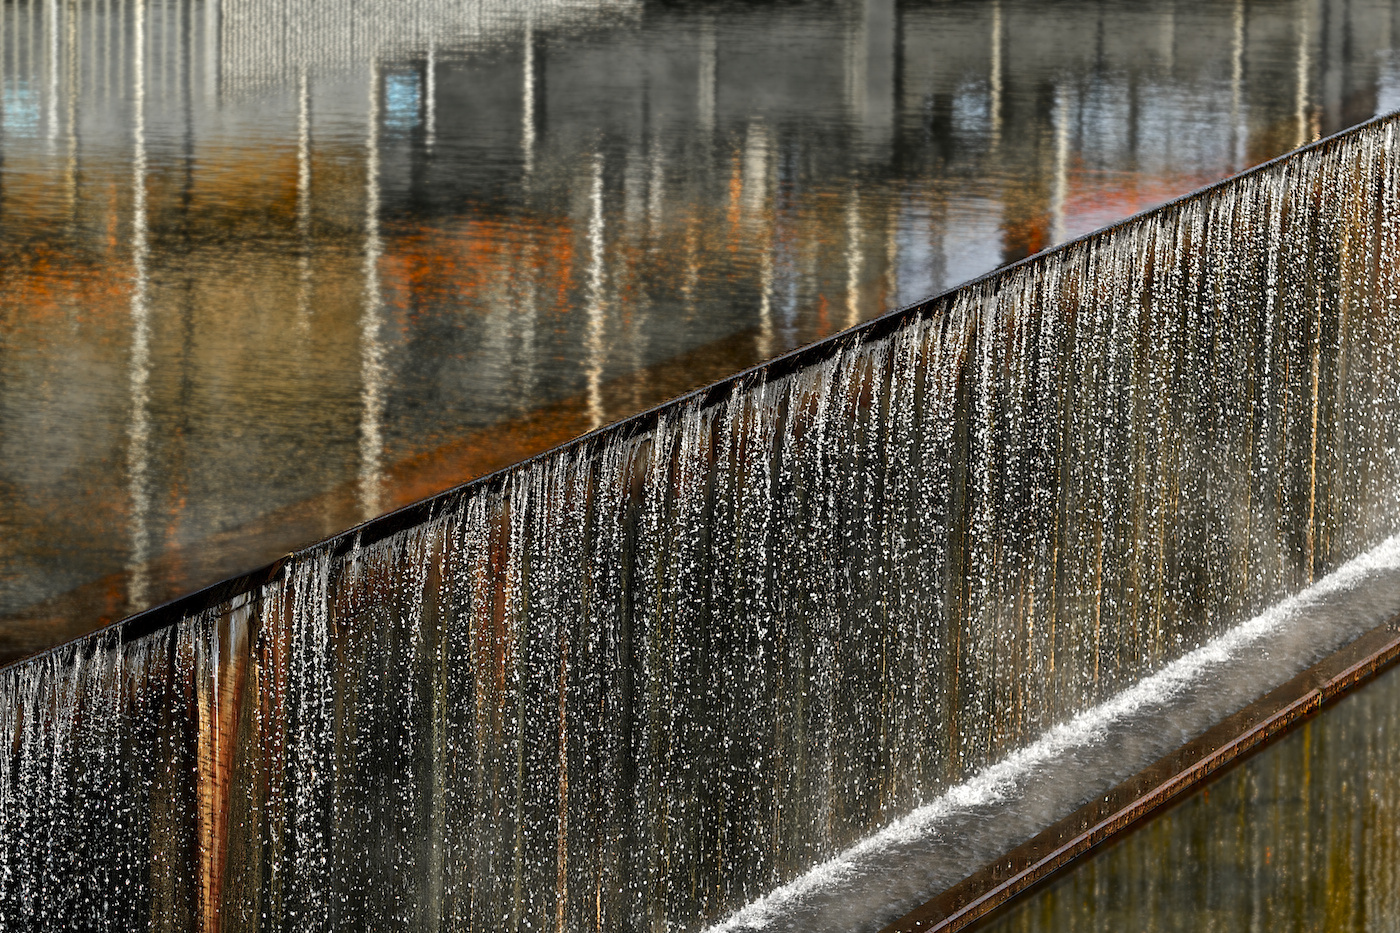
left=3, top=108, right=1397, bottom=677
left=879, top=612, right=1400, bottom=933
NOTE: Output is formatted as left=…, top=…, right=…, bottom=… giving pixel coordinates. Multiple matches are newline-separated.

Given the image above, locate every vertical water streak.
left=157, top=0, right=166, bottom=95
left=62, top=0, right=77, bottom=220
left=1050, top=85, right=1071, bottom=247
left=1231, top=0, right=1246, bottom=170
left=647, top=132, right=664, bottom=232
left=988, top=0, right=1002, bottom=150
left=0, top=5, right=6, bottom=154
left=846, top=0, right=868, bottom=124
left=759, top=235, right=775, bottom=360
left=522, top=16, right=535, bottom=184
left=126, top=0, right=152, bottom=614
left=44, top=0, right=57, bottom=146
left=846, top=189, right=863, bottom=329
left=424, top=44, right=435, bottom=149
left=203, top=0, right=217, bottom=101
left=1297, top=0, right=1314, bottom=147
left=697, top=16, right=715, bottom=137
left=585, top=153, right=606, bottom=432
left=359, top=60, right=386, bottom=520
left=295, top=67, right=312, bottom=329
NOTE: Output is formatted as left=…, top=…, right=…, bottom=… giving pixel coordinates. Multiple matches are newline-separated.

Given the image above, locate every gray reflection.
left=698, top=15, right=714, bottom=138
left=1049, top=85, right=1069, bottom=247
left=359, top=60, right=385, bottom=520
left=585, top=151, right=606, bottom=431
left=989, top=0, right=1003, bottom=149
left=1298, top=0, right=1314, bottom=147
left=1230, top=0, right=1246, bottom=170
left=424, top=45, right=435, bottom=150
left=126, top=0, right=151, bottom=613
left=295, top=66, right=311, bottom=329
left=521, top=15, right=534, bottom=176
left=44, top=0, right=56, bottom=145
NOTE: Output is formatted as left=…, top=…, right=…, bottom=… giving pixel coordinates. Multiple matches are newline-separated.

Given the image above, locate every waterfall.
left=4, top=115, right=1400, bottom=932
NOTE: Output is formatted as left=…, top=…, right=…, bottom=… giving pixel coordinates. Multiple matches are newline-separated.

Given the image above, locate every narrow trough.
left=884, top=610, right=1400, bottom=933
left=4, top=112, right=1400, bottom=931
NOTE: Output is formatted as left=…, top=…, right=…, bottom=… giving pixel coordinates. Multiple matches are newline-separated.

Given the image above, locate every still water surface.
left=3, top=0, right=1400, bottom=660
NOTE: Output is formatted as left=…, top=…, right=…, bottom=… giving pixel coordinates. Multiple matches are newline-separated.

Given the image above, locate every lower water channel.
left=977, top=646, right=1400, bottom=933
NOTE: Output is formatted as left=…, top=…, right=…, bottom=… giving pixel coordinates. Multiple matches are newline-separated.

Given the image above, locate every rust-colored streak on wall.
left=196, top=612, right=251, bottom=931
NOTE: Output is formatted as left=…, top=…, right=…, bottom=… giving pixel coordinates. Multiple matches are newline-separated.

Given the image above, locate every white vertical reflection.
left=27, top=0, right=35, bottom=105
left=845, top=190, right=862, bottom=330
left=81, top=0, right=91, bottom=101
left=585, top=153, right=606, bottom=431
left=158, top=0, right=167, bottom=97
left=117, top=0, right=124, bottom=109
left=45, top=0, right=57, bottom=145
left=758, top=237, right=774, bottom=360
left=424, top=45, right=435, bottom=149
left=747, top=124, right=773, bottom=358
left=989, top=0, right=1003, bottom=149
left=1296, top=0, right=1312, bottom=147
left=1230, top=0, right=1246, bottom=170
left=174, top=0, right=183, bottom=106
left=63, top=0, right=77, bottom=216
left=845, top=0, right=867, bottom=122
left=522, top=16, right=534, bottom=176
left=127, top=0, right=152, bottom=612
left=647, top=134, right=664, bottom=232
left=296, top=67, right=312, bottom=330
left=742, top=122, right=768, bottom=216
left=1, top=5, right=6, bottom=133
left=697, top=17, right=715, bottom=137
left=204, top=0, right=219, bottom=101
left=1050, top=85, right=1071, bottom=246
left=106, top=0, right=115, bottom=102
left=359, top=61, right=386, bottom=519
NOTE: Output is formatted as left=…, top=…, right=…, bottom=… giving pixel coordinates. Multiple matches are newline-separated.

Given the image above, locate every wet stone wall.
left=4, top=116, right=1400, bottom=932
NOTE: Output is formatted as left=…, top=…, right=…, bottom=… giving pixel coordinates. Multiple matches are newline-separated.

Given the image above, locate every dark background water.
left=3, top=0, right=1399, bottom=662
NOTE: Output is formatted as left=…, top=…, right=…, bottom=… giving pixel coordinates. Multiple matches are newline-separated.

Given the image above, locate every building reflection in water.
left=1, top=0, right=1398, bottom=662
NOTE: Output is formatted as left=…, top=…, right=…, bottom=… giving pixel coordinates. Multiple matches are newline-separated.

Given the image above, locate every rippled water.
left=3, top=0, right=1400, bottom=660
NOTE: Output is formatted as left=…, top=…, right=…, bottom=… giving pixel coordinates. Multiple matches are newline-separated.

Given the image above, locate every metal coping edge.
left=880, top=613, right=1400, bottom=933
left=4, top=109, right=1397, bottom=677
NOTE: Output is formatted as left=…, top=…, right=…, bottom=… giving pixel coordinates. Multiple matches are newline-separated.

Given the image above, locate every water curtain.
left=4, top=115, right=1400, bottom=932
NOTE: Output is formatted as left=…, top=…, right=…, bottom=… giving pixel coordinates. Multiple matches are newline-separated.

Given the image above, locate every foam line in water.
left=706, top=532, right=1400, bottom=933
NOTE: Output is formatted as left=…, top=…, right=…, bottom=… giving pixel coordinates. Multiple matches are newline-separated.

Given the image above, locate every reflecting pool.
left=3, top=0, right=1400, bottom=661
